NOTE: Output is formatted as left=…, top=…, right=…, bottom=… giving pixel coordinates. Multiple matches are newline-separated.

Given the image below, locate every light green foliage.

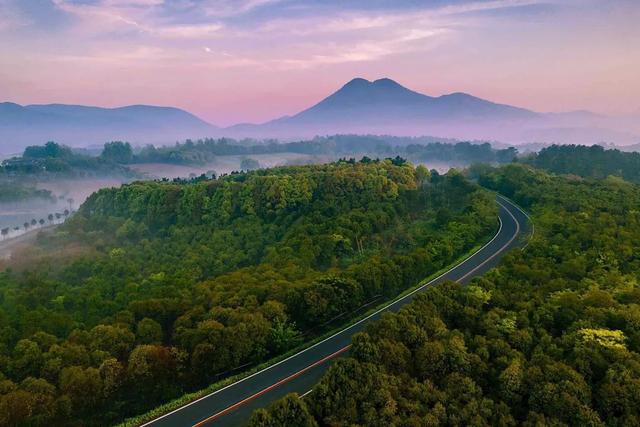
left=578, top=328, right=626, bottom=350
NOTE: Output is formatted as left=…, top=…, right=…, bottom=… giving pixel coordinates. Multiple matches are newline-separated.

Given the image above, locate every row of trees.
left=0, top=160, right=496, bottom=425
left=251, top=163, right=640, bottom=426
left=0, top=210, right=71, bottom=240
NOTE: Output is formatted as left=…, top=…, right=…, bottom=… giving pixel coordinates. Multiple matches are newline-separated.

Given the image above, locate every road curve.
left=143, top=195, right=530, bottom=427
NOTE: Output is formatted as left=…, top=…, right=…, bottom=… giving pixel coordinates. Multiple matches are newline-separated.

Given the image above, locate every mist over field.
left=130, top=151, right=464, bottom=181
left=0, top=178, right=125, bottom=235
left=0, top=137, right=479, bottom=240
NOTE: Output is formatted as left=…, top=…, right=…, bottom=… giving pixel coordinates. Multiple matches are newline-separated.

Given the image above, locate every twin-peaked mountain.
left=228, top=78, right=538, bottom=138
left=1, top=78, right=638, bottom=154
left=227, top=78, right=638, bottom=144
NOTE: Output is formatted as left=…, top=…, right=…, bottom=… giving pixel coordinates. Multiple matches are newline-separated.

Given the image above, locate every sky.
left=0, top=0, right=639, bottom=126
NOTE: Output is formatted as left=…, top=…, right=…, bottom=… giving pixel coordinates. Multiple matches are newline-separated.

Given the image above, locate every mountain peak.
left=0, top=102, right=24, bottom=110
left=332, top=77, right=422, bottom=100
left=342, top=77, right=371, bottom=89
left=443, top=92, right=474, bottom=98
left=372, top=78, right=405, bottom=89
left=340, top=77, right=410, bottom=92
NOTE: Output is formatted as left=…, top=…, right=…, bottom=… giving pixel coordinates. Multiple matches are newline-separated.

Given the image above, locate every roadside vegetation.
left=251, top=163, right=640, bottom=426
left=0, top=159, right=495, bottom=426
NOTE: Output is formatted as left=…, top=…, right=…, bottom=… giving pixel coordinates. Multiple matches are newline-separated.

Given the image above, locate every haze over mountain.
left=0, top=103, right=216, bottom=154
left=1, top=78, right=638, bottom=154
left=227, top=78, right=640, bottom=144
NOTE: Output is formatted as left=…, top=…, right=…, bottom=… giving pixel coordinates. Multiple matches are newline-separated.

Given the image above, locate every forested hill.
left=251, top=163, right=640, bottom=426
left=0, top=160, right=496, bottom=426
left=521, top=144, right=640, bottom=183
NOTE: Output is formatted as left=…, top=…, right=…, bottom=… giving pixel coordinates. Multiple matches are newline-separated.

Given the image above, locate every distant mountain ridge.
left=293, top=77, right=538, bottom=121
left=1, top=77, right=638, bottom=153
left=227, top=78, right=540, bottom=138
left=223, top=78, right=640, bottom=144
left=0, top=102, right=216, bottom=154
left=225, top=78, right=640, bottom=144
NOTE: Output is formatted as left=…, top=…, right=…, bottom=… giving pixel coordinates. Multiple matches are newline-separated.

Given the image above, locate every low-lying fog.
left=130, top=153, right=460, bottom=180
left=129, top=153, right=323, bottom=179
left=0, top=178, right=125, bottom=236
left=0, top=153, right=465, bottom=243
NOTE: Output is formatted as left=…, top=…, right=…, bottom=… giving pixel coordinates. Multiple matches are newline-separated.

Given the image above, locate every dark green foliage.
left=255, top=164, right=640, bottom=426
left=522, top=144, right=640, bottom=183
left=248, top=394, right=317, bottom=427
left=23, top=141, right=74, bottom=159
left=101, top=141, right=133, bottom=164
left=0, top=160, right=494, bottom=425
left=1, top=141, right=134, bottom=178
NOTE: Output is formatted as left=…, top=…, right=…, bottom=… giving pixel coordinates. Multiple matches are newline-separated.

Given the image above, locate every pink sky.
left=1, top=0, right=639, bottom=126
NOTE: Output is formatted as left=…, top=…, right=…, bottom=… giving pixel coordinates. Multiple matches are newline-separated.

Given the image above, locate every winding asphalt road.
left=143, top=195, right=530, bottom=427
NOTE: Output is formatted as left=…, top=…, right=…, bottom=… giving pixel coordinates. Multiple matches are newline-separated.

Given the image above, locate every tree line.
left=520, top=143, right=640, bottom=183
left=1, top=210, right=71, bottom=241
left=0, top=141, right=135, bottom=178
left=132, top=136, right=517, bottom=166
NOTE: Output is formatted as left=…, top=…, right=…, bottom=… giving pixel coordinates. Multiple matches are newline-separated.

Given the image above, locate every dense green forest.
left=0, top=160, right=496, bottom=426
left=521, top=144, right=640, bottom=183
left=251, top=163, right=640, bottom=426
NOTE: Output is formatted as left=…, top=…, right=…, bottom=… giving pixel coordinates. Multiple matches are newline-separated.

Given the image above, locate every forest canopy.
left=251, top=163, right=640, bottom=427
left=0, top=160, right=496, bottom=426
left=521, top=144, right=640, bottom=183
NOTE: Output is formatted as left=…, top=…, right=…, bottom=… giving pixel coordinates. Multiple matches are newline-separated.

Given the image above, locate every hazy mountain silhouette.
left=226, top=78, right=638, bottom=144
left=2, top=78, right=638, bottom=153
left=291, top=77, right=537, bottom=122
left=0, top=103, right=216, bottom=154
